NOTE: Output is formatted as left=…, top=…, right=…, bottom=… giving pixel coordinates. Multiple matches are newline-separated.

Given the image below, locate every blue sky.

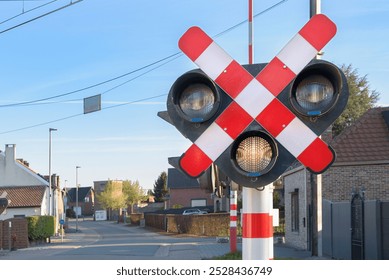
left=0, top=0, right=388, bottom=190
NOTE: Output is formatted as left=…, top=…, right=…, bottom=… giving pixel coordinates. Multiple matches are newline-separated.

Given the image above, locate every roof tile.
left=0, top=186, right=46, bottom=208
left=332, top=107, right=389, bottom=163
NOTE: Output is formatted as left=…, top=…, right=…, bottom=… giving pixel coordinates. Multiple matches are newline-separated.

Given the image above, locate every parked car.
left=182, top=208, right=207, bottom=215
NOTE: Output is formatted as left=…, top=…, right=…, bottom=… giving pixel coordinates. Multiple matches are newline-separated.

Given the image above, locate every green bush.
left=27, top=216, right=56, bottom=241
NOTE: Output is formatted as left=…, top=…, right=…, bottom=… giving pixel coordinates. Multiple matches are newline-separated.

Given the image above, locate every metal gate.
left=351, top=189, right=365, bottom=259
left=382, top=202, right=389, bottom=260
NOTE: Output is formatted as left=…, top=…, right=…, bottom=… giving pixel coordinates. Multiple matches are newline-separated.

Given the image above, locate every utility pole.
left=76, top=166, right=81, bottom=232
left=48, top=128, right=57, bottom=216
left=309, top=0, right=323, bottom=257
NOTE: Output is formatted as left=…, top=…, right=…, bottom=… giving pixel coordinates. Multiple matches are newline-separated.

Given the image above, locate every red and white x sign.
left=178, top=14, right=337, bottom=178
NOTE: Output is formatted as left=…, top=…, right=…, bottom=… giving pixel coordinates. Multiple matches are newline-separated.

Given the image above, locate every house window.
left=85, top=196, right=90, bottom=203
left=291, top=190, right=299, bottom=232
left=14, top=214, right=25, bottom=218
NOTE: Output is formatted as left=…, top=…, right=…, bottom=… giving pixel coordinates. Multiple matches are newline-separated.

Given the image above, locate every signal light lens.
left=179, top=83, right=216, bottom=122
left=232, top=131, right=277, bottom=177
left=295, top=75, right=334, bottom=113
left=171, top=71, right=220, bottom=123
left=291, top=62, right=342, bottom=117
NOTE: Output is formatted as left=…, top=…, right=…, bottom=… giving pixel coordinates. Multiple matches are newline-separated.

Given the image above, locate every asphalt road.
left=0, top=218, right=236, bottom=260
left=0, top=218, right=320, bottom=260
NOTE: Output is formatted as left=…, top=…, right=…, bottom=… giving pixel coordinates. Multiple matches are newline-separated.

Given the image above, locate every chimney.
left=5, top=144, right=16, bottom=164
left=17, top=159, right=30, bottom=167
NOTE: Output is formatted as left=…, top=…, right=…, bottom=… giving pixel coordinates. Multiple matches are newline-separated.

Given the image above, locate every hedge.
left=26, top=216, right=55, bottom=241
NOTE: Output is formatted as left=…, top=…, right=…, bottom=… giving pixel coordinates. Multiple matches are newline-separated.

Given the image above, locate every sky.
left=0, top=0, right=388, bottom=191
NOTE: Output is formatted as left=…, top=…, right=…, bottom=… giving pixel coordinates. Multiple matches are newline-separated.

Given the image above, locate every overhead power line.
left=0, top=52, right=182, bottom=108
left=0, top=0, right=288, bottom=134
left=0, top=0, right=287, bottom=108
left=0, top=0, right=60, bottom=25
left=10, top=52, right=182, bottom=107
left=0, top=94, right=167, bottom=135
left=0, top=0, right=83, bottom=35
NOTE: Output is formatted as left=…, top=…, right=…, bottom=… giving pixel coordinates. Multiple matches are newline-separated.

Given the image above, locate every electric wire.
left=0, top=0, right=60, bottom=25
left=8, top=52, right=181, bottom=107
left=0, top=94, right=167, bottom=135
left=0, top=57, right=177, bottom=134
left=0, top=0, right=287, bottom=108
left=0, top=0, right=83, bottom=35
left=0, top=0, right=288, bottom=134
left=0, top=52, right=182, bottom=107
left=213, top=0, right=288, bottom=39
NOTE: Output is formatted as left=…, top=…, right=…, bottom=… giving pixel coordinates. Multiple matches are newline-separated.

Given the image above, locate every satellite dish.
left=0, top=191, right=10, bottom=214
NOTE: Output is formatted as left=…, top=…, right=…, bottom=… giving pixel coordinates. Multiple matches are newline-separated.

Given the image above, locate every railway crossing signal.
left=160, top=14, right=348, bottom=188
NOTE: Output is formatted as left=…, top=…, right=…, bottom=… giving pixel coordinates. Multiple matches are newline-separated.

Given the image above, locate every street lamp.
left=48, top=128, right=57, bottom=216
left=76, top=166, right=81, bottom=232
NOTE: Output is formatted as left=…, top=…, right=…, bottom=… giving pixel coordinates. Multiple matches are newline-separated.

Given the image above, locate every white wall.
left=0, top=144, right=49, bottom=219
left=0, top=144, right=49, bottom=187
left=0, top=207, right=43, bottom=220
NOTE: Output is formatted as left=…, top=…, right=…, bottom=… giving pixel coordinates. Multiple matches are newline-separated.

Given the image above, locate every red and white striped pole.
left=243, top=0, right=274, bottom=261
left=242, top=185, right=273, bottom=260
left=268, top=184, right=274, bottom=259
left=248, top=0, right=254, bottom=64
left=229, top=182, right=238, bottom=253
left=242, top=0, right=274, bottom=261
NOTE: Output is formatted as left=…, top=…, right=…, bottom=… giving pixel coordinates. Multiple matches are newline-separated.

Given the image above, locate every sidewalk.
left=145, top=225, right=325, bottom=260
left=1, top=220, right=327, bottom=260
left=0, top=220, right=100, bottom=259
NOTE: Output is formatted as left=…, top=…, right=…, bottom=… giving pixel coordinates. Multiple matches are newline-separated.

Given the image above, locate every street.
left=0, top=218, right=318, bottom=260
left=0, top=218, right=237, bottom=260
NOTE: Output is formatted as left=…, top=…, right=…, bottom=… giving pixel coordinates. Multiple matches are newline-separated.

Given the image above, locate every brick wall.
left=283, top=163, right=389, bottom=251
left=284, top=169, right=309, bottom=250
left=1, top=218, right=29, bottom=250
left=323, top=164, right=389, bottom=202
left=169, top=188, right=213, bottom=208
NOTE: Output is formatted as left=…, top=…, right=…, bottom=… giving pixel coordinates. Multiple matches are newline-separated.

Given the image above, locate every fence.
left=323, top=199, right=389, bottom=259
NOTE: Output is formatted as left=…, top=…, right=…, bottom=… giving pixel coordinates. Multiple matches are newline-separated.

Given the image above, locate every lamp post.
left=76, top=166, right=81, bottom=232
left=48, top=128, right=57, bottom=216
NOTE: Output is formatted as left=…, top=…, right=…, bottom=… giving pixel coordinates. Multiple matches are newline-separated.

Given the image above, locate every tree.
left=153, top=171, right=168, bottom=202
left=96, top=180, right=126, bottom=220
left=332, top=64, right=380, bottom=136
left=122, top=180, right=146, bottom=213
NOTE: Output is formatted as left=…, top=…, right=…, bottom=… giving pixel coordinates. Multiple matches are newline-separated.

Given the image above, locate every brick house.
left=66, top=187, right=95, bottom=216
left=282, top=107, right=389, bottom=259
left=167, top=168, right=213, bottom=209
